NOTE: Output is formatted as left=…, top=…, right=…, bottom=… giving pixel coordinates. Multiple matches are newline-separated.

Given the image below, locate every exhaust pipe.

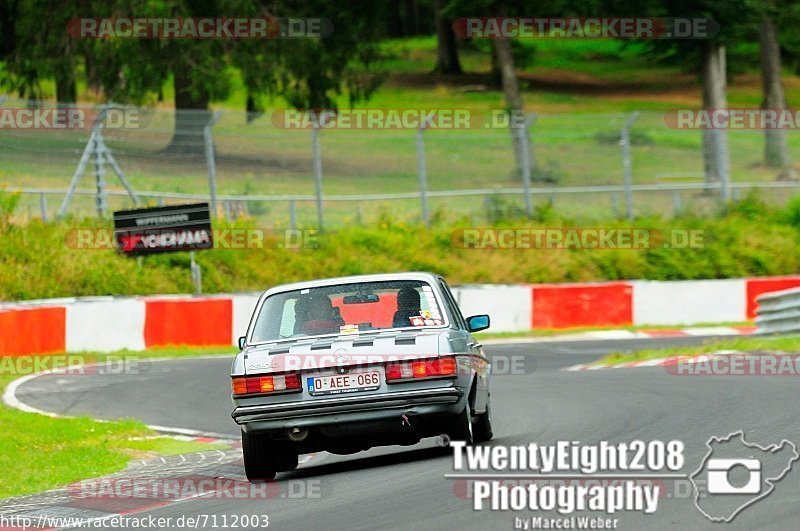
left=287, top=427, right=309, bottom=442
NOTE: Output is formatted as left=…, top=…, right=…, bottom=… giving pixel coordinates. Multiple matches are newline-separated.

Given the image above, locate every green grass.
left=3, top=193, right=800, bottom=301
left=0, top=346, right=235, bottom=499
left=597, top=335, right=800, bottom=367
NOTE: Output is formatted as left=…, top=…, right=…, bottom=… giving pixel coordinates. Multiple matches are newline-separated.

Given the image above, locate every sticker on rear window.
left=339, top=324, right=359, bottom=335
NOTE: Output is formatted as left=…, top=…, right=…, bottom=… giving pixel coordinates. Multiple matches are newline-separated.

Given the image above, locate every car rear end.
left=231, top=329, right=471, bottom=454
left=229, top=273, right=485, bottom=479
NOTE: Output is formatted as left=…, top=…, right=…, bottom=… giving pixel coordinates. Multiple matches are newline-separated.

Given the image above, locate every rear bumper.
left=232, top=387, right=463, bottom=431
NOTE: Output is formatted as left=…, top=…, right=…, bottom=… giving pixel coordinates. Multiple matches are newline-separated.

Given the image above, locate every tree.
left=759, top=0, right=796, bottom=178
left=493, top=35, right=525, bottom=170
left=0, top=0, right=18, bottom=59
left=92, top=0, right=247, bottom=153
left=79, top=0, right=384, bottom=153
left=609, top=0, right=760, bottom=190
left=760, top=14, right=793, bottom=176
left=385, top=1, right=430, bottom=37
left=700, top=40, right=729, bottom=186
left=433, top=0, right=462, bottom=74
left=0, top=0, right=385, bottom=153
left=0, top=0, right=86, bottom=106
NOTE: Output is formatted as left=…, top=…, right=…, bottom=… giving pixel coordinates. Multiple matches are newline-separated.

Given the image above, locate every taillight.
left=385, top=356, right=458, bottom=383
left=232, top=378, right=248, bottom=395
left=231, top=372, right=302, bottom=396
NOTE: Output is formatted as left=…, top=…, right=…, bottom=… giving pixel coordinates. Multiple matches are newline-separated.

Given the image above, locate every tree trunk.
left=494, top=36, right=530, bottom=177
left=760, top=16, right=794, bottom=178
left=386, top=1, right=404, bottom=37
left=84, top=55, right=103, bottom=95
left=403, top=0, right=420, bottom=35
left=0, top=0, right=18, bottom=58
left=55, top=77, right=76, bottom=104
left=489, top=43, right=502, bottom=87
left=433, top=0, right=462, bottom=74
left=54, top=60, right=77, bottom=109
left=246, top=93, right=263, bottom=124
left=700, top=41, right=730, bottom=188
left=167, top=61, right=211, bottom=154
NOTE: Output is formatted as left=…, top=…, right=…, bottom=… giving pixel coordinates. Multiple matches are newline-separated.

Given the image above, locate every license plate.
left=307, top=370, right=381, bottom=396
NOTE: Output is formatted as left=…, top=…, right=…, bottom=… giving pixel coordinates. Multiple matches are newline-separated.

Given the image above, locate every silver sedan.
left=230, top=272, right=492, bottom=480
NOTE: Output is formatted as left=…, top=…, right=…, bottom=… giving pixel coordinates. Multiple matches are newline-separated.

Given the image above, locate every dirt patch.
left=386, top=69, right=699, bottom=94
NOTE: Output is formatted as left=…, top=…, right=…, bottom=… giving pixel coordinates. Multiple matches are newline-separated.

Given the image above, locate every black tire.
left=473, top=401, right=493, bottom=443
left=448, top=399, right=474, bottom=444
left=241, top=430, right=298, bottom=481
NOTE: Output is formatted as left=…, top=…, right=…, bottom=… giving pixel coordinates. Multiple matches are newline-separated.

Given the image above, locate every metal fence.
left=2, top=97, right=800, bottom=228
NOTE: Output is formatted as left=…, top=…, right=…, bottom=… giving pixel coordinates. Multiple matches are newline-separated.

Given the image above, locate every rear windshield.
left=249, top=280, right=446, bottom=343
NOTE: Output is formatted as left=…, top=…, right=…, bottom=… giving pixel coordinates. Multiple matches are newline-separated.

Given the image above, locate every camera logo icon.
left=690, top=431, right=798, bottom=522
left=706, top=458, right=761, bottom=494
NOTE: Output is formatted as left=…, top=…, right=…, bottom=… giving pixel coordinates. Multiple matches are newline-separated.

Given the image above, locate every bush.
left=781, top=195, right=800, bottom=228
left=0, top=189, right=21, bottom=229
left=1, top=203, right=800, bottom=301
left=594, top=128, right=654, bottom=146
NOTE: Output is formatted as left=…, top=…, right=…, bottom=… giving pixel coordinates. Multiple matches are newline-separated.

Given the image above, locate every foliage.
left=0, top=0, right=385, bottom=113
left=781, top=194, right=800, bottom=228
left=594, top=129, right=654, bottom=146
left=2, top=199, right=800, bottom=301
left=0, top=189, right=20, bottom=228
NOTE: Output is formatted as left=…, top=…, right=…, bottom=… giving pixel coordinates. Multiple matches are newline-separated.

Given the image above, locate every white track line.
left=3, top=355, right=238, bottom=442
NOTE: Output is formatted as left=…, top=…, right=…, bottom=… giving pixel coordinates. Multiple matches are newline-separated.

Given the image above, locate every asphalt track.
left=10, top=337, right=800, bottom=530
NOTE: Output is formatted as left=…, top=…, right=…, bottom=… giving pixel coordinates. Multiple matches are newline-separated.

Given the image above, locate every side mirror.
left=466, top=314, right=490, bottom=333
left=238, top=336, right=247, bottom=350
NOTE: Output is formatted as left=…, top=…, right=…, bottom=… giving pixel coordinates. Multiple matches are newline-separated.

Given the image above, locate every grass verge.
left=597, top=335, right=800, bottom=367
left=3, top=193, right=800, bottom=300
left=0, top=345, right=236, bottom=499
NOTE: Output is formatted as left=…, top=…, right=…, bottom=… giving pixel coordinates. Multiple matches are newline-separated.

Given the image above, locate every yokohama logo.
left=118, top=229, right=211, bottom=252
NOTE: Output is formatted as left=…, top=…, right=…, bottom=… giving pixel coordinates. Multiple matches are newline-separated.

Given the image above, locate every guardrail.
left=755, top=287, right=800, bottom=334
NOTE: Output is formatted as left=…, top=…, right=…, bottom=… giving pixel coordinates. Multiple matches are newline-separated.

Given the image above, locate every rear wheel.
left=241, top=430, right=298, bottom=481
left=473, top=401, right=493, bottom=443
left=448, top=400, right=474, bottom=444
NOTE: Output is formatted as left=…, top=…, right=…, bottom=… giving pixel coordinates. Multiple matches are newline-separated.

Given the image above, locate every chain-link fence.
left=2, top=97, right=800, bottom=227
